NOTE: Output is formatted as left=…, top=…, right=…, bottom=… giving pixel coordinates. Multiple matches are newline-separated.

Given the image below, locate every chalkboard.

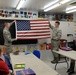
left=0, top=19, right=37, bottom=45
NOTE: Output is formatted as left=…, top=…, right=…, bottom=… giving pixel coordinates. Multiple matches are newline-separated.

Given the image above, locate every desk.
left=10, top=53, right=60, bottom=75
left=53, top=50, right=76, bottom=60
left=53, top=50, right=76, bottom=74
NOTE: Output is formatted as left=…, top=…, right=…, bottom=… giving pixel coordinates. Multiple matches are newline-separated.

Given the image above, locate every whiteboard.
left=50, top=21, right=75, bottom=41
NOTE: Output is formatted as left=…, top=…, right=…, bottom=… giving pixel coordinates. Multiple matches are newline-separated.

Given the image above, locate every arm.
left=49, top=22, right=54, bottom=30
left=10, top=20, right=15, bottom=27
left=54, top=30, right=62, bottom=40
left=3, top=30, right=15, bottom=42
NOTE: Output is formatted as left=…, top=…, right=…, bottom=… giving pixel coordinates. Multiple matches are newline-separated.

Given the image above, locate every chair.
left=33, top=50, right=40, bottom=59
left=3, top=54, right=13, bottom=71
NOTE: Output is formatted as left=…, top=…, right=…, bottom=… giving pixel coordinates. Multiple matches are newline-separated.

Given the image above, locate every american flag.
left=16, top=20, right=51, bottom=39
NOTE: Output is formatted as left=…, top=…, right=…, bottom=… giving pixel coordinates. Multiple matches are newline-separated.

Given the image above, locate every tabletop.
left=10, top=53, right=60, bottom=75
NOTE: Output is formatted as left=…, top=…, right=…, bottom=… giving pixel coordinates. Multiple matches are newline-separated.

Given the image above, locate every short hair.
left=4, top=22, right=7, bottom=27
left=55, top=21, right=60, bottom=25
left=4, top=22, right=8, bottom=26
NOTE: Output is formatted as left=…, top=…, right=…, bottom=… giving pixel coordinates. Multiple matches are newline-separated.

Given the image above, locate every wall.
left=50, top=21, right=74, bottom=40
left=0, top=9, right=38, bottom=18
left=12, top=44, right=53, bottom=60
left=38, top=21, right=75, bottom=43
left=73, top=13, right=76, bottom=21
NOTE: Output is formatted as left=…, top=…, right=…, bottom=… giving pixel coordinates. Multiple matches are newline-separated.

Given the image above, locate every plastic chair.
left=3, top=54, right=13, bottom=71
left=33, top=50, right=40, bottom=59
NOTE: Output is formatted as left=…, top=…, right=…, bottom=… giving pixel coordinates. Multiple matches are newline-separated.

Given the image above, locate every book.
left=14, top=64, right=25, bottom=69
left=16, top=68, right=36, bottom=75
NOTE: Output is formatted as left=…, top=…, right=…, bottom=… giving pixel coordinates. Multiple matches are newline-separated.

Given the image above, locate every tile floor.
left=42, top=59, right=76, bottom=75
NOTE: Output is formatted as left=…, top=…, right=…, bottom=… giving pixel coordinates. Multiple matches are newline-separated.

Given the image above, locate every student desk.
left=10, top=53, right=60, bottom=75
left=53, top=50, right=76, bottom=72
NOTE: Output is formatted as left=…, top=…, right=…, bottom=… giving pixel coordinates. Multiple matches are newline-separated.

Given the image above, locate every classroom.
left=0, top=0, right=76, bottom=75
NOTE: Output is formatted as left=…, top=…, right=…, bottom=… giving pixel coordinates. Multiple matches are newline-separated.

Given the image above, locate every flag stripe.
left=17, top=33, right=50, bottom=36
left=31, top=27, right=49, bottom=29
left=17, top=31, right=50, bottom=34
left=17, top=34, right=50, bottom=37
left=31, top=24, right=49, bottom=26
left=31, top=28, right=50, bottom=30
left=17, top=30, right=50, bottom=33
left=30, top=21, right=49, bottom=24
left=17, top=36, right=51, bottom=39
left=17, top=37, right=50, bottom=40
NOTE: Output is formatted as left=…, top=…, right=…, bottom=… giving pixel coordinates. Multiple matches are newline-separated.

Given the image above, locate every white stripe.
left=31, top=27, right=49, bottom=29
left=17, top=32, right=50, bottom=35
left=30, top=24, right=49, bottom=26
left=17, top=30, right=50, bottom=33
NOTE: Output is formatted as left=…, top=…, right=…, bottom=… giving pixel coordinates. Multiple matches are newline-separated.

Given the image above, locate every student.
left=3, top=21, right=17, bottom=57
left=0, top=46, right=10, bottom=75
left=1, top=46, right=13, bottom=74
left=49, top=21, right=62, bottom=63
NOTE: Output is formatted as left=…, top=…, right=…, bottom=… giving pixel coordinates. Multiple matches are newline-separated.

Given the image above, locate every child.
left=0, top=46, right=10, bottom=75
left=2, top=46, right=13, bottom=73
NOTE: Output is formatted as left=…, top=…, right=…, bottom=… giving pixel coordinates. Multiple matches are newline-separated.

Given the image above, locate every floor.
left=42, top=59, right=76, bottom=75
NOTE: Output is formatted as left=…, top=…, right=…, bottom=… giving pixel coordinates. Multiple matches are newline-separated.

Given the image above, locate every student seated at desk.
left=67, top=40, right=76, bottom=74
left=0, top=47, right=10, bottom=75
left=2, top=46, right=13, bottom=71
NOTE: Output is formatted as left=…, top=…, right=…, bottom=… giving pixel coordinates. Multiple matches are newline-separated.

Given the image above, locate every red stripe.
left=17, top=34, right=50, bottom=37
left=17, top=34, right=50, bottom=36
left=17, top=32, right=50, bottom=35
left=31, top=28, right=49, bottom=30
left=30, top=24, right=49, bottom=27
left=17, top=37, right=51, bottom=40
left=30, top=22, right=49, bottom=24
left=31, top=26, right=49, bottom=28
left=17, top=31, right=50, bottom=34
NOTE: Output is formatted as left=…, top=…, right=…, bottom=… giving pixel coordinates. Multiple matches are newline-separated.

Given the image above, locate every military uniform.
left=49, top=24, right=62, bottom=61
left=3, top=23, right=15, bottom=57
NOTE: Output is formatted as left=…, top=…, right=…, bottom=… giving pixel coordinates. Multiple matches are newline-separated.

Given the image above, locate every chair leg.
left=55, top=62, right=58, bottom=70
left=65, top=57, right=69, bottom=68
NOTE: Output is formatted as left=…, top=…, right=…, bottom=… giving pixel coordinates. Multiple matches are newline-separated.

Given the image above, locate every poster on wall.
left=67, top=34, right=73, bottom=42
left=27, top=44, right=37, bottom=52
left=46, top=43, right=51, bottom=50
left=19, top=47, right=25, bottom=52
left=39, top=44, right=46, bottom=50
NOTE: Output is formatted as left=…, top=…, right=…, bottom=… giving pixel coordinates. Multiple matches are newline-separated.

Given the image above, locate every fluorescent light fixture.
left=44, top=3, right=60, bottom=12
left=44, top=0, right=59, bottom=9
left=16, top=0, right=25, bottom=10
left=66, top=6, right=76, bottom=11
left=60, top=0, right=71, bottom=4
left=44, top=0, right=72, bottom=12
left=66, top=9, right=76, bottom=13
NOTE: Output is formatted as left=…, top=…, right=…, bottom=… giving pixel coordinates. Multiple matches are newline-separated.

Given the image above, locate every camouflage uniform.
left=49, top=24, right=62, bottom=59
left=3, top=22, right=15, bottom=57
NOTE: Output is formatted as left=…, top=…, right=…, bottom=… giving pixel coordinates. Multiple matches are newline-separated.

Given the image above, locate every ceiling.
left=0, top=0, right=76, bottom=13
